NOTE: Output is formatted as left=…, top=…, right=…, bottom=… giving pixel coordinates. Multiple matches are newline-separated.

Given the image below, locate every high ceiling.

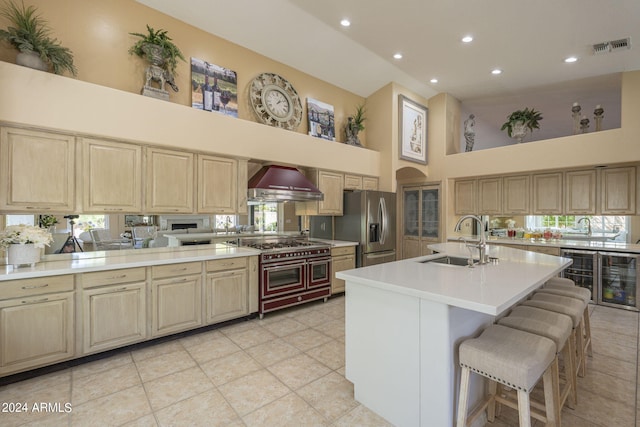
left=137, top=0, right=638, bottom=147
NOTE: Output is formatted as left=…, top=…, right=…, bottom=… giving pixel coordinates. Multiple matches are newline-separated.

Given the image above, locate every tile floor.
left=0, top=296, right=637, bottom=426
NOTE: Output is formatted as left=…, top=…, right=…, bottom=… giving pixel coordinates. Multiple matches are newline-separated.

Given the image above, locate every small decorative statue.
left=345, top=117, right=361, bottom=146
left=571, top=102, right=582, bottom=135
left=593, top=104, right=604, bottom=131
left=580, top=116, right=590, bottom=133
left=464, top=114, right=475, bottom=152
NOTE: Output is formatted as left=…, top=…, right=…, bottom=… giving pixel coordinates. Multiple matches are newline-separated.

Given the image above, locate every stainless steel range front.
left=239, top=237, right=331, bottom=317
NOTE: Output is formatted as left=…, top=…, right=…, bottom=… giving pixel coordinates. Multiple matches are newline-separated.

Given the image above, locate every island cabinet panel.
left=477, top=178, right=502, bottom=215
left=331, top=246, right=355, bottom=294
left=145, top=147, right=194, bottom=213
left=205, top=257, right=248, bottom=324
left=197, top=154, right=237, bottom=214
left=296, top=169, right=344, bottom=216
left=565, top=169, right=597, bottom=215
left=82, top=138, right=143, bottom=213
left=81, top=269, right=147, bottom=354
left=527, top=245, right=561, bottom=256
left=151, top=262, right=203, bottom=337
left=600, top=166, right=636, bottom=214
left=0, top=274, right=75, bottom=375
left=454, top=179, right=476, bottom=214
left=0, top=127, right=75, bottom=212
left=502, top=175, right=530, bottom=214
left=532, top=172, right=563, bottom=214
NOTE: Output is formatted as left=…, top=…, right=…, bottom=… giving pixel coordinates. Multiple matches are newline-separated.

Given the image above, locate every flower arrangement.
left=39, top=214, right=58, bottom=228
left=0, top=224, right=52, bottom=248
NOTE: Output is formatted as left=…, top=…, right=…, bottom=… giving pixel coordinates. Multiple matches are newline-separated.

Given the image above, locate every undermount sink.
left=421, top=255, right=476, bottom=267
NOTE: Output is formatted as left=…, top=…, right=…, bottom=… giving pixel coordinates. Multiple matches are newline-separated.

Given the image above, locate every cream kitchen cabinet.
left=81, top=268, right=147, bottom=354
left=197, top=154, right=237, bottom=213
left=331, top=246, right=355, bottom=294
left=82, top=138, right=143, bottom=213
left=296, top=169, right=344, bottom=215
left=532, top=172, right=563, bottom=214
left=344, top=174, right=378, bottom=191
left=477, top=177, right=502, bottom=215
left=600, top=166, right=636, bottom=214
left=205, top=258, right=249, bottom=324
left=503, top=175, right=530, bottom=214
left=565, top=169, right=597, bottom=215
left=237, top=158, right=248, bottom=215
left=0, top=275, right=74, bottom=376
left=151, top=262, right=203, bottom=337
left=402, top=185, right=440, bottom=259
left=0, top=127, right=75, bottom=212
left=145, top=147, right=194, bottom=213
left=363, top=176, right=379, bottom=191
left=454, top=179, right=476, bottom=214
left=526, top=245, right=560, bottom=256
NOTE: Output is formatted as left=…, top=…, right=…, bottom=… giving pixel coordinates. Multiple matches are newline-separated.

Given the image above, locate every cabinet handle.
left=105, top=208, right=124, bottom=211
left=26, top=206, right=50, bottom=210
left=21, top=283, right=49, bottom=290
left=109, top=287, right=128, bottom=292
left=22, top=298, right=49, bottom=304
left=107, top=274, right=128, bottom=280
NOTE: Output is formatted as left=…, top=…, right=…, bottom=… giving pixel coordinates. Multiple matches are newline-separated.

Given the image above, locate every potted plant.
left=346, top=102, right=366, bottom=146
left=128, top=24, right=185, bottom=76
left=500, top=107, right=543, bottom=143
left=0, top=0, right=77, bottom=75
left=38, top=214, right=58, bottom=231
left=0, top=224, right=52, bottom=267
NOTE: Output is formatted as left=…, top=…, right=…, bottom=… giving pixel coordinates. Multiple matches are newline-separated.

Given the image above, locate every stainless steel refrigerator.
left=334, top=190, right=396, bottom=267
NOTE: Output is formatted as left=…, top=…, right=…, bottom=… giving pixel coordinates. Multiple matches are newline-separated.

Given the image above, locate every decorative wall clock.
left=249, top=72, right=303, bottom=130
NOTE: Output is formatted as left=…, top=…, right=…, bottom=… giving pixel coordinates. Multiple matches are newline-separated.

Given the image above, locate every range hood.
left=247, top=165, right=324, bottom=202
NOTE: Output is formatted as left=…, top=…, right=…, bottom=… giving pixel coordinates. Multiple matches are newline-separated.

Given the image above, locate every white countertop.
left=458, top=235, right=640, bottom=253
left=0, top=244, right=261, bottom=281
left=336, top=242, right=571, bottom=316
left=308, top=239, right=358, bottom=248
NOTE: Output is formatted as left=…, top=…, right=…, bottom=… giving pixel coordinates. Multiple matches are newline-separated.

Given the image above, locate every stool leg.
left=517, top=390, right=532, bottom=427
left=542, top=367, right=558, bottom=427
left=563, top=334, right=577, bottom=408
left=487, top=380, right=497, bottom=422
left=456, top=367, right=471, bottom=427
left=550, top=357, right=561, bottom=424
left=583, top=306, right=593, bottom=357
left=576, top=323, right=586, bottom=377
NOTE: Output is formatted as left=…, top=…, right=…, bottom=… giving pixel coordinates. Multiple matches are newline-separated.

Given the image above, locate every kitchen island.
left=336, top=242, right=572, bottom=427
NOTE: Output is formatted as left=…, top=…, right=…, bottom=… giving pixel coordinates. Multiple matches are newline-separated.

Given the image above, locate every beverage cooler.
left=560, top=249, right=597, bottom=302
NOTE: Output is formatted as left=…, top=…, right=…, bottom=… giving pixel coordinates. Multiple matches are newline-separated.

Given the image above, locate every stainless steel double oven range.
left=238, top=237, right=332, bottom=318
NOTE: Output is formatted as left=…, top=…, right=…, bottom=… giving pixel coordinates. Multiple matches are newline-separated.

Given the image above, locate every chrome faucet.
left=577, top=217, right=592, bottom=236
left=454, top=215, right=488, bottom=265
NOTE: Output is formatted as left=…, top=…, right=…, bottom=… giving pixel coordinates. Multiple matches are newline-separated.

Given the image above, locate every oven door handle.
left=263, top=262, right=306, bottom=272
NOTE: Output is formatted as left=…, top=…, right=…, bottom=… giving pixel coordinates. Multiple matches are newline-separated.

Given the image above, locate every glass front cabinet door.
left=401, top=184, right=440, bottom=259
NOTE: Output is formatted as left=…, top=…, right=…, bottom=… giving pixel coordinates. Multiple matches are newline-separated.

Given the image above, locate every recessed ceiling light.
left=461, top=36, right=473, bottom=43
left=491, top=68, right=502, bottom=75
left=430, top=78, right=438, bottom=84
left=393, top=53, right=403, bottom=59
left=340, top=19, right=351, bottom=27
left=564, top=56, right=578, bottom=63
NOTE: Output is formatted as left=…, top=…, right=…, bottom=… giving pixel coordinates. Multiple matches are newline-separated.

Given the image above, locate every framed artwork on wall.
left=398, top=95, right=428, bottom=164
left=190, top=57, right=238, bottom=117
left=307, top=98, right=336, bottom=141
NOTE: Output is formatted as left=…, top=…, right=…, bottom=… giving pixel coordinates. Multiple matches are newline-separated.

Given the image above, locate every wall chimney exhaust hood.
left=247, top=165, right=324, bottom=202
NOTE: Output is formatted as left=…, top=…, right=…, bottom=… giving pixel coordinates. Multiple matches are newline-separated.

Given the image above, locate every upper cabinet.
left=454, top=179, right=476, bottom=214
left=600, top=166, right=636, bottom=214
left=0, top=127, right=75, bottom=212
left=477, top=178, right=502, bottom=215
left=197, top=154, right=237, bottom=214
left=502, top=175, right=530, bottom=214
left=344, top=174, right=379, bottom=191
left=296, top=169, right=344, bottom=216
left=565, top=169, right=596, bottom=215
left=145, top=147, right=194, bottom=213
left=532, top=172, right=563, bottom=215
left=82, top=138, right=143, bottom=213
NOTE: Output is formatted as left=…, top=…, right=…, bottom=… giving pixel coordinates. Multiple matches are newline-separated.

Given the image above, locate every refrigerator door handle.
left=379, top=197, right=387, bottom=245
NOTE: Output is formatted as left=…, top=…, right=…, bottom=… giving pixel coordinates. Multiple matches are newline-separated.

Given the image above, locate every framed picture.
left=190, top=57, right=238, bottom=118
left=398, top=95, right=428, bottom=164
left=307, top=98, right=336, bottom=141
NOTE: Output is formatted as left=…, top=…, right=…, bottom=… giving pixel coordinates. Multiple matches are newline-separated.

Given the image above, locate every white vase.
left=15, top=51, right=48, bottom=72
left=7, top=243, right=41, bottom=267
left=511, top=122, right=529, bottom=143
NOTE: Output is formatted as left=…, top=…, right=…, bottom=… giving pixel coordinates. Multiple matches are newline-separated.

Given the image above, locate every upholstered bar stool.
left=498, top=305, right=577, bottom=420
left=457, top=324, right=558, bottom=427
left=522, top=293, right=588, bottom=378
left=538, top=283, right=593, bottom=358
left=545, top=277, right=576, bottom=287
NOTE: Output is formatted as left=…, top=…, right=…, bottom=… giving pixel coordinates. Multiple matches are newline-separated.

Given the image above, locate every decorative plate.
left=249, top=72, right=303, bottom=130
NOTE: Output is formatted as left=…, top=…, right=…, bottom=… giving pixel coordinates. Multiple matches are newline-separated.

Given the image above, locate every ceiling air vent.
left=592, top=37, right=631, bottom=55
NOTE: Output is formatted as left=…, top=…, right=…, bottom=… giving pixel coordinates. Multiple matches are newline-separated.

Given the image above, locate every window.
left=525, top=215, right=629, bottom=241
left=251, top=203, right=278, bottom=232
left=213, top=215, right=237, bottom=231
left=5, top=214, right=35, bottom=227
left=73, top=215, right=108, bottom=238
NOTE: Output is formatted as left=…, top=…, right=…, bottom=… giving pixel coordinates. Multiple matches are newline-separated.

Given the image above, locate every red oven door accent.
left=307, top=257, right=332, bottom=289
left=262, top=259, right=306, bottom=297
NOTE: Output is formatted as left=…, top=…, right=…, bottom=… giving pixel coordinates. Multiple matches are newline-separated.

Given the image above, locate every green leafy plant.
left=129, top=25, right=185, bottom=75
left=38, top=214, right=58, bottom=228
left=500, top=107, right=543, bottom=137
left=0, top=0, right=76, bottom=75
left=351, top=102, right=366, bottom=132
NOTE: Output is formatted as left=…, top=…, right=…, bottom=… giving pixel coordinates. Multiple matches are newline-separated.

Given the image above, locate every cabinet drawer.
left=206, top=257, right=248, bottom=272
left=0, top=275, right=73, bottom=300
left=331, top=246, right=355, bottom=257
left=152, top=262, right=202, bottom=279
left=82, top=268, right=146, bottom=288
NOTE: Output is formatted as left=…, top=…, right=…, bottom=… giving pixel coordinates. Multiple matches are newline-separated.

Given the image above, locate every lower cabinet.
left=205, top=258, right=249, bottom=324
left=81, top=268, right=147, bottom=354
left=151, top=262, right=203, bottom=337
left=0, top=280, right=74, bottom=375
left=331, top=246, right=356, bottom=294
